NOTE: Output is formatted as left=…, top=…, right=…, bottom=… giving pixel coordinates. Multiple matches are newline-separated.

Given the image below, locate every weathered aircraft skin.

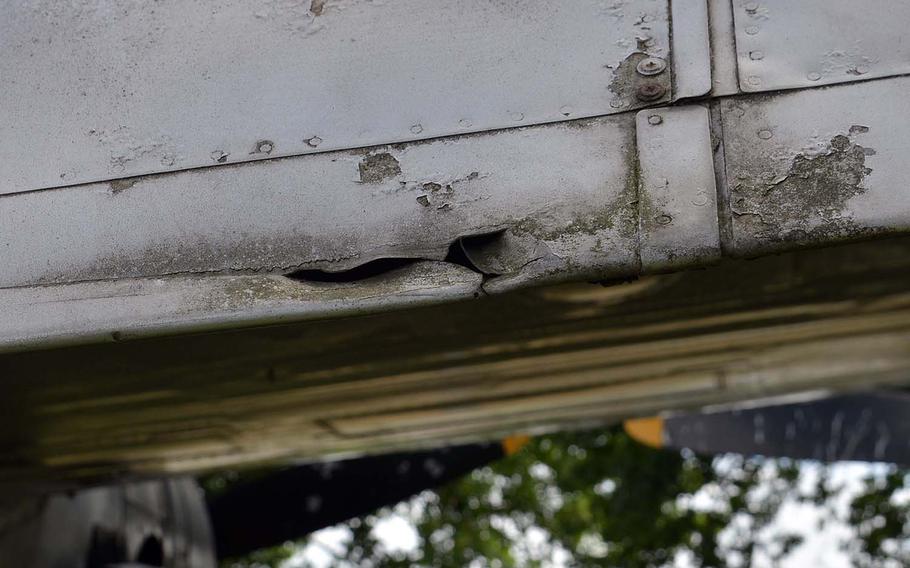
left=1, top=4, right=910, bottom=557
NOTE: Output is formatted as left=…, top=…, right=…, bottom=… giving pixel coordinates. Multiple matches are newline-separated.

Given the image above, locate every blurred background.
left=212, top=425, right=910, bottom=568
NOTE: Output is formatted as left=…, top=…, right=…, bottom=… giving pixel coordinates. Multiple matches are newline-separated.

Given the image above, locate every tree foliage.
left=220, top=426, right=910, bottom=568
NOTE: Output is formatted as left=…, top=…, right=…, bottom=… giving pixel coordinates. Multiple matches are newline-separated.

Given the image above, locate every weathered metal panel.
left=0, top=116, right=640, bottom=289
left=637, top=105, right=720, bottom=272
left=0, top=262, right=481, bottom=354
left=721, top=77, right=910, bottom=256
left=732, top=0, right=910, bottom=92
left=670, top=0, right=713, bottom=99
left=707, top=0, right=740, bottom=96
left=0, top=0, right=673, bottom=195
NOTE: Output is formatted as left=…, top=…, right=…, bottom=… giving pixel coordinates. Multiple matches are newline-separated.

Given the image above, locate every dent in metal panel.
left=670, top=0, right=713, bottom=99
left=0, top=116, right=639, bottom=289
left=721, top=77, right=910, bottom=256
left=0, top=0, right=671, bottom=195
left=732, top=0, right=910, bottom=92
left=637, top=106, right=720, bottom=272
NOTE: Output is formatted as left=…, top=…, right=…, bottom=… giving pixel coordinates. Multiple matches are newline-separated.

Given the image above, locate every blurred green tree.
left=219, top=426, right=910, bottom=568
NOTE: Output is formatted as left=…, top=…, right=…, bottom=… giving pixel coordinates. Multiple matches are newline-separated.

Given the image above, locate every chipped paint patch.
left=731, top=129, right=874, bottom=245
left=358, top=152, right=402, bottom=184
left=310, top=0, right=326, bottom=16
left=109, top=178, right=138, bottom=195
left=88, top=126, right=182, bottom=174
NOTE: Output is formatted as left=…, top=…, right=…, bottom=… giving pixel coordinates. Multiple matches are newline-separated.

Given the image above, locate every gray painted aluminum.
left=0, top=0, right=672, bottom=195
left=707, top=0, right=740, bottom=96
left=0, top=116, right=640, bottom=289
left=0, top=262, right=482, bottom=354
left=732, top=0, right=910, bottom=92
left=0, top=103, right=736, bottom=352
left=670, top=0, right=713, bottom=99
left=637, top=105, right=720, bottom=272
left=3, top=1, right=910, bottom=365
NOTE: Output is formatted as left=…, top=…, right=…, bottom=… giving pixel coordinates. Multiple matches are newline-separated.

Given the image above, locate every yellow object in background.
left=624, top=417, right=665, bottom=449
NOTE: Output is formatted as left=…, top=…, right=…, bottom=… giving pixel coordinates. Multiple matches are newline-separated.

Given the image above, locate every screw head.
left=636, top=83, right=666, bottom=102
left=636, top=57, right=667, bottom=76
left=647, top=114, right=663, bottom=125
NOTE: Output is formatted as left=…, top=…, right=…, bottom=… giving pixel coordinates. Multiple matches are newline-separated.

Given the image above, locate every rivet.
left=636, top=57, right=667, bottom=76
left=656, top=214, right=672, bottom=225
left=854, top=64, right=869, bottom=75
left=510, top=112, right=524, bottom=122
left=807, top=71, right=821, bottom=81
left=306, top=136, right=322, bottom=148
left=757, top=129, right=773, bottom=140
left=691, top=192, right=710, bottom=207
left=609, top=99, right=626, bottom=109
left=635, top=83, right=666, bottom=102
left=749, top=50, right=764, bottom=60
left=410, top=124, right=423, bottom=134
left=746, top=75, right=761, bottom=86
left=256, top=140, right=274, bottom=154
left=745, top=26, right=760, bottom=35
left=647, top=114, right=663, bottom=125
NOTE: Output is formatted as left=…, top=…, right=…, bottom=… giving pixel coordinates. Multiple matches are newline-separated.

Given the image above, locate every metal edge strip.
left=671, top=0, right=713, bottom=99
left=0, top=262, right=482, bottom=354
left=636, top=104, right=721, bottom=272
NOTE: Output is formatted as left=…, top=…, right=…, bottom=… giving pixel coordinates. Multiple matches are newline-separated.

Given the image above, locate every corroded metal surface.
left=721, top=77, right=910, bottom=255
left=0, top=116, right=641, bottom=290
left=732, top=0, right=910, bottom=92
left=0, top=0, right=673, bottom=194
